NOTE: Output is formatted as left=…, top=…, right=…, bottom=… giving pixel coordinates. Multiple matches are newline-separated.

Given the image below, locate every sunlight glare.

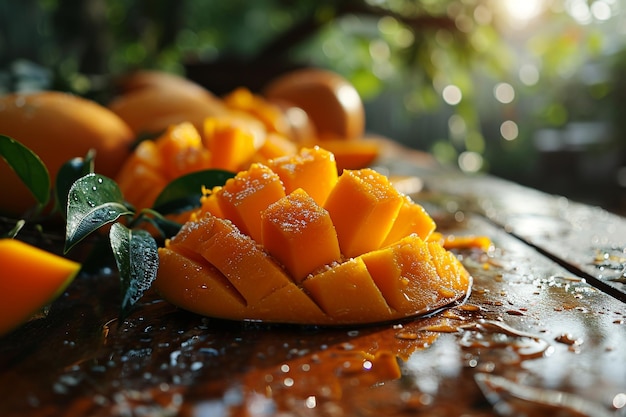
left=502, top=0, right=543, bottom=21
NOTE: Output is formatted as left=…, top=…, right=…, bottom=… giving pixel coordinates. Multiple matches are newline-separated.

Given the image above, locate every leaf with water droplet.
left=55, top=150, right=96, bottom=217
left=152, top=169, right=235, bottom=215
left=0, top=134, right=50, bottom=208
left=65, top=173, right=133, bottom=253
left=109, top=222, right=159, bottom=319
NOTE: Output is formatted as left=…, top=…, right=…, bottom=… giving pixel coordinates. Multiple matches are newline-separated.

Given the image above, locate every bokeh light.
left=493, top=82, right=515, bottom=104
left=442, top=85, right=462, bottom=105
left=519, top=64, right=540, bottom=86
left=500, top=120, right=519, bottom=141
left=458, top=151, right=483, bottom=173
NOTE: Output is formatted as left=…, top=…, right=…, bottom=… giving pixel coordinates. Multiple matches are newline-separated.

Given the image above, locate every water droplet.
left=305, top=396, right=317, bottom=408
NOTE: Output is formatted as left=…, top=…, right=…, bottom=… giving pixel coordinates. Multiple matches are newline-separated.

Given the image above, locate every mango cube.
left=262, top=188, right=341, bottom=282
left=324, top=168, right=403, bottom=258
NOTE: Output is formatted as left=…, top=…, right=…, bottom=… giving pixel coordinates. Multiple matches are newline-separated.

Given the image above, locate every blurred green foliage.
left=1, top=0, right=625, bottom=195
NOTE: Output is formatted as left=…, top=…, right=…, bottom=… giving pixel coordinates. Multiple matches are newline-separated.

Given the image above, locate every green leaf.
left=152, top=169, right=235, bottom=215
left=109, top=222, right=159, bottom=319
left=137, top=208, right=183, bottom=239
left=65, top=173, right=133, bottom=253
left=55, top=150, right=96, bottom=217
left=0, top=134, right=50, bottom=207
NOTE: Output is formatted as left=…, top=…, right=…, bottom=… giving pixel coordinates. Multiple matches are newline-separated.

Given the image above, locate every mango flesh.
left=323, top=168, right=403, bottom=258
left=261, top=188, right=341, bottom=283
left=267, top=146, right=338, bottom=206
left=155, top=147, right=472, bottom=325
left=0, top=239, right=81, bottom=335
left=216, top=163, right=286, bottom=243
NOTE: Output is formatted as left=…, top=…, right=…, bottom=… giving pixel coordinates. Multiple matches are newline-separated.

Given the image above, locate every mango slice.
left=116, top=122, right=212, bottom=210
left=155, top=148, right=473, bottom=326
left=323, top=168, right=403, bottom=258
left=267, top=146, right=338, bottom=206
left=157, top=247, right=247, bottom=319
left=0, top=239, right=81, bottom=335
left=382, top=195, right=436, bottom=245
left=301, top=257, right=393, bottom=323
left=248, top=283, right=328, bottom=323
left=361, top=235, right=470, bottom=315
left=203, top=115, right=265, bottom=171
left=310, top=138, right=380, bottom=172
left=216, top=163, right=286, bottom=243
left=261, top=188, right=341, bottom=283
left=167, top=214, right=291, bottom=305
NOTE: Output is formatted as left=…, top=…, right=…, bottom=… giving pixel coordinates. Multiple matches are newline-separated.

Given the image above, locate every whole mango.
left=0, top=91, right=135, bottom=215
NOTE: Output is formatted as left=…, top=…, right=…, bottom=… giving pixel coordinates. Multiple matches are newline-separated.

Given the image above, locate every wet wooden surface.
left=1, top=143, right=625, bottom=417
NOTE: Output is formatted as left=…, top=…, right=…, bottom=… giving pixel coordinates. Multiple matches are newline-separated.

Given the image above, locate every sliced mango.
left=198, top=185, right=224, bottom=218
left=0, top=239, right=81, bottom=335
left=155, top=147, right=474, bottom=326
left=267, top=146, right=338, bottom=206
left=167, top=214, right=291, bottom=305
left=115, top=122, right=212, bottom=210
left=157, top=122, right=212, bottom=179
left=361, top=235, right=470, bottom=315
left=382, top=195, right=436, bottom=246
left=301, top=257, right=393, bottom=323
left=261, top=188, right=341, bottom=283
left=313, top=139, right=380, bottom=172
left=248, top=283, right=328, bottom=323
left=157, top=247, right=247, bottom=319
left=215, top=163, right=286, bottom=243
left=253, top=132, right=299, bottom=163
left=203, top=115, right=265, bottom=171
left=324, top=168, right=403, bottom=258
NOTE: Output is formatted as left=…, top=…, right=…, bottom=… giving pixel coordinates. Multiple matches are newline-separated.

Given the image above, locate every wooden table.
left=1, top=141, right=625, bottom=417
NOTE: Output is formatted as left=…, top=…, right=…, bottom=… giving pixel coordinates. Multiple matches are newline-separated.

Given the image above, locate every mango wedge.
left=0, top=239, right=81, bottom=335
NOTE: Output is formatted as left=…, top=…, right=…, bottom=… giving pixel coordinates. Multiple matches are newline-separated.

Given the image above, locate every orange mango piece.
left=313, top=139, right=380, bottom=172
left=215, top=163, right=286, bottom=242
left=0, top=239, right=81, bottom=335
left=382, top=195, right=436, bottom=246
left=301, top=257, right=393, bottom=324
left=156, top=247, right=247, bottom=320
left=115, top=139, right=166, bottom=210
left=156, top=122, right=212, bottom=179
left=427, top=241, right=472, bottom=299
left=170, top=214, right=292, bottom=305
left=437, top=234, right=493, bottom=251
left=115, top=123, right=211, bottom=210
left=323, top=168, right=403, bottom=258
left=253, top=132, right=299, bottom=163
left=268, top=146, right=338, bottom=206
left=361, top=235, right=471, bottom=315
left=223, top=87, right=290, bottom=136
left=203, top=115, right=265, bottom=171
left=248, top=283, right=328, bottom=324
left=261, top=189, right=341, bottom=282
